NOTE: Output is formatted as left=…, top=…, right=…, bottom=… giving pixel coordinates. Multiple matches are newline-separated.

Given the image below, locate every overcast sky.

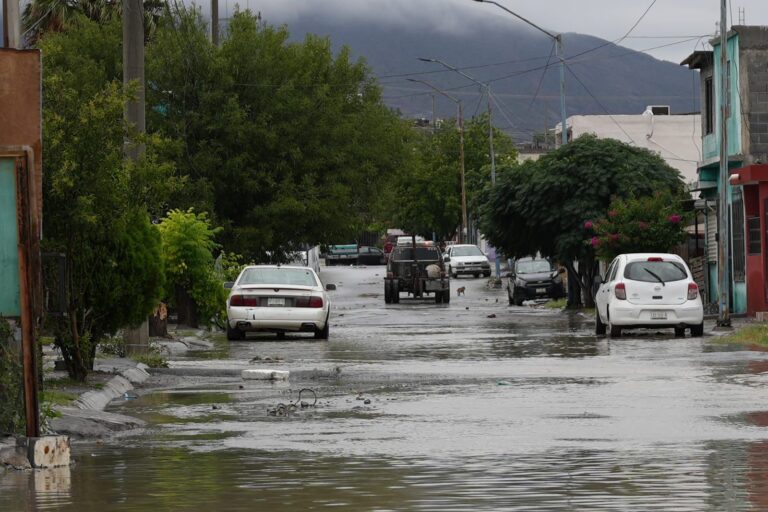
left=218, top=0, right=768, bottom=63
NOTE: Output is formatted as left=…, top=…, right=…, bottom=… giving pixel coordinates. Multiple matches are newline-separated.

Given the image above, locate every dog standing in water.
left=456, top=286, right=465, bottom=296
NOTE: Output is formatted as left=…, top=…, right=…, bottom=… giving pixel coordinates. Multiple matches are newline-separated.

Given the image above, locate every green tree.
left=40, top=16, right=172, bottom=381
left=479, top=134, right=685, bottom=307
left=587, top=193, right=690, bottom=261
left=146, top=8, right=411, bottom=259
left=158, top=209, right=227, bottom=328
left=385, top=114, right=516, bottom=239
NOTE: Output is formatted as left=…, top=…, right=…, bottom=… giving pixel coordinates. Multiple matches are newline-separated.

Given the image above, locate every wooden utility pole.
left=211, top=0, right=219, bottom=45
left=2, top=0, right=21, bottom=48
left=717, top=0, right=731, bottom=327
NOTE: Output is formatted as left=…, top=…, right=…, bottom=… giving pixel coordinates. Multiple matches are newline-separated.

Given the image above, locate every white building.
left=555, top=107, right=702, bottom=188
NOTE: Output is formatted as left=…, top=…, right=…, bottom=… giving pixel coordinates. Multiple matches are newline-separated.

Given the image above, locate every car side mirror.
left=224, top=281, right=234, bottom=289
left=593, top=275, right=603, bottom=285
left=325, top=283, right=337, bottom=291
left=444, top=257, right=451, bottom=263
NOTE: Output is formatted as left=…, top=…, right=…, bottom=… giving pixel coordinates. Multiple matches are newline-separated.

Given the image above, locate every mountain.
left=269, top=15, right=700, bottom=142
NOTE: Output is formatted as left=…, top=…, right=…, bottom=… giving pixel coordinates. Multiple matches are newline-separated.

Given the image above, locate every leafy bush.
left=586, top=193, right=690, bottom=261
left=158, top=209, right=227, bottom=326
left=0, top=318, right=24, bottom=435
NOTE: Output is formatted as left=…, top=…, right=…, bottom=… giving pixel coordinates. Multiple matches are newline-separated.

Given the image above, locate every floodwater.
left=4, top=265, right=768, bottom=510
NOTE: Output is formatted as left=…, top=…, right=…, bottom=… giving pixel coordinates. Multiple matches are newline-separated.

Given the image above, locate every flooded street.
left=5, top=265, right=768, bottom=510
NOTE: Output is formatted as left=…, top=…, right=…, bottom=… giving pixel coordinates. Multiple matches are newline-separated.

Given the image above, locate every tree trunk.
left=175, top=285, right=199, bottom=328
left=149, top=302, right=168, bottom=337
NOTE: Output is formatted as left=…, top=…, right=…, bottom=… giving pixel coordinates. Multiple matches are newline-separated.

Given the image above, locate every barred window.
left=731, top=189, right=745, bottom=282
left=748, top=217, right=761, bottom=255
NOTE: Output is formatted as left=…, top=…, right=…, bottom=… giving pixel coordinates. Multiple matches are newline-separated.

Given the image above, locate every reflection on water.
left=1, top=443, right=766, bottom=511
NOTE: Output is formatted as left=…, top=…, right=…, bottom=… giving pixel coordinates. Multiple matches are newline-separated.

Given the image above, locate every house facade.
left=682, top=26, right=768, bottom=316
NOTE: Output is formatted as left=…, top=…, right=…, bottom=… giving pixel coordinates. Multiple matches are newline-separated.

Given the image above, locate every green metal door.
left=0, top=157, right=20, bottom=317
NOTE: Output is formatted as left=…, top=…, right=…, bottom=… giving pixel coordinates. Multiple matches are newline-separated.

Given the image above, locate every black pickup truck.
left=384, top=243, right=450, bottom=304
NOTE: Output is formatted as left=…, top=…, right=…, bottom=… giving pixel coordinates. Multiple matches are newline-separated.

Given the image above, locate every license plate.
left=536, top=288, right=546, bottom=294
left=268, top=298, right=285, bottom=307
left=651, top=311, right=667, bottom=320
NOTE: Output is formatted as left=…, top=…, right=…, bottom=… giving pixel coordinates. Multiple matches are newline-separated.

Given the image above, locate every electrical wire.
left=526, top=41, right=557, bottom=111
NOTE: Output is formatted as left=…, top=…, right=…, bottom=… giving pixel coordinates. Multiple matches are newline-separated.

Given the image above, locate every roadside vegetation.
left=713, top=324, right=768, bottom=347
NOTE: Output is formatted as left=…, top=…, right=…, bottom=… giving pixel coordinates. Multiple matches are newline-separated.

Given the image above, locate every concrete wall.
left=739, top=26, right=768, bottom=164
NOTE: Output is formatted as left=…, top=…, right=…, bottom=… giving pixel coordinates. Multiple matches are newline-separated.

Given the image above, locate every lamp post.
left=407, top=78, right=469, bottom=244
left=472, top=0, right=567, bottom=146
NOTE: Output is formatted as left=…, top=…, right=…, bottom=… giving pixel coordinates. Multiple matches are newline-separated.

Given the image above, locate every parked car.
left=385, top=242, right=450, bottom=304
left=443, top=244, right=491, bottom=278
left=506, top=257, right=564, bottom=306
left=225, top=265, right=333, bottom=341
left=594, top=253, right=704, bottom=337
left=357, top=246, right=386, bottom=265
left=325, top=244, right=358, bottom=266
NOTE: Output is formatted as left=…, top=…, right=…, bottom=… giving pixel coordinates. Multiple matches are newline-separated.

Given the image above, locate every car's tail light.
left=687, top=282, right=699, bottom=300
left=647, top=257, right=663, bottom=262
left=230, top=295, right=259, bottom=307
left=614, top=283, right=627, bottom=300
left=295, top=296, right=324, bottom=308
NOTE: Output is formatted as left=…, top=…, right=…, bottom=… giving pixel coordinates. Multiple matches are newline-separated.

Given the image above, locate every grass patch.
left=40, top=389, right=76, bottom=406
left=713, top=323, right=768, bottom=347
left=544, top=298, right=567, bottom=309
left=133, top=352, right=169, bottom=368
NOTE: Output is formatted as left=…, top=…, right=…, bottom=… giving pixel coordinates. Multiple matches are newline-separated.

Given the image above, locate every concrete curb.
left=73, top=364, right=150, bottom=411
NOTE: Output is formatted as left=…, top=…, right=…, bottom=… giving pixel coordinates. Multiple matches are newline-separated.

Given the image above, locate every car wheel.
left=392, top=280, right=400, bottom=304
left=674, top=327, right=686, bottom=337
left=442, top=290, right=450, bottom=304
left=595, top=308, right=606, bottom=335
left=483, top=272, right=491, bottom=278
left=609, top=324, right=622, bottom=337
left=226, top=324, right=244, bottom=341
left=277, top=332, right=286, bottom=340
left=507, top=287, right=513, bottom=305
left=435, top=291, right=443, bottom=304
left=384, top=280, right=392, bottom=304
left=314, top=316, right=330, bottom=340
left=473, top=272, right=480, bottom=278
left=514, top=292, right=524, bottom=307
left=690, top=323, right=704, bottom=337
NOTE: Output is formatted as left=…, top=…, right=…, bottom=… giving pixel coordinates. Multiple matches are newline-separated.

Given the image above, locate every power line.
left=527, top=41, right=557, bottom=110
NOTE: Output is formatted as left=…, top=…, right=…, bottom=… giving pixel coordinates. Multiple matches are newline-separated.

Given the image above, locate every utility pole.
left=2, top=0, right=21, bottom=48
left=717, top=0, right=731, bottom=327
left=407, top=78, right=468, bottom=243
left=211, top=0, right=219, bottom=45
left=557, top=34, right=567, bottom=146
left=123, top=0, right=150, bottom=349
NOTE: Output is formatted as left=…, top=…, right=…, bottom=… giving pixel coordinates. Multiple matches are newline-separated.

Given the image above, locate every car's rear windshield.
left=393, top=247, right=440, bottom=260
left=238, top=268, right=318, bottom=287
left=624, top=261, right=687, bottom=283
left=452, top=246, right=484, bottom=257
left=516, top=259, right=552, bottom=274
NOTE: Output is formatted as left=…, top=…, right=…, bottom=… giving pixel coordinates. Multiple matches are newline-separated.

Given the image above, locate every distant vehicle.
left=443, top=244, right=491, bottom=278
left=594, top=253, right=704, bottom=337
left=385, top=242, right=450, bottom=304
left=325, top=244, right=358, bottom=266
left=396, top=235, right=425, bottom=246
left=357, top=246, right=386, bottom=265
left=225, top=265, right=333, bottom=341
left=383, top=229, right=406, bottom=256
left=506, top=257, right=564, bottom=306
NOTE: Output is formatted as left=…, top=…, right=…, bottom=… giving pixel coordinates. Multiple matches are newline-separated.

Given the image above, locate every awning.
left=730, top=164, right=768, bottom=186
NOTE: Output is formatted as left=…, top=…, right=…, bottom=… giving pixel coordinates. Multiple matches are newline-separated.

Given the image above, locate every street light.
left=418, top=57, right=496, bottom=186
left=472, top=0, right=567, bottom=147
left=407, top=78, right=469, bottom=244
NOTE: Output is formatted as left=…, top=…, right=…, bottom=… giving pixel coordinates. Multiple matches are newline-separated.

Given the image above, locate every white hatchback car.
left=594, top=253, right=704, bottom=337
left=443, top=244, right=491, bottom=278
left=225, top=265, right=332, bottom=341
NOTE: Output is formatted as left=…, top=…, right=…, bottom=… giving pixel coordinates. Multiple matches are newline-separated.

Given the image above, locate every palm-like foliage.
left=23, top=0, right=165, bottom=44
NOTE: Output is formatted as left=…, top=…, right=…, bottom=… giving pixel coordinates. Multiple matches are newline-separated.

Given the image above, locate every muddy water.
left=3, top=266, right=768, bottom=510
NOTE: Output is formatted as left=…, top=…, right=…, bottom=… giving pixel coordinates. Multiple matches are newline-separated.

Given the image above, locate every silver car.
left=226, top=265, right=332, bottom=340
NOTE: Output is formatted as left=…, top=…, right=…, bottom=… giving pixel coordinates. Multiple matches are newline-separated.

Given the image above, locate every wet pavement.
left=4, top=265, right=768, bottom=510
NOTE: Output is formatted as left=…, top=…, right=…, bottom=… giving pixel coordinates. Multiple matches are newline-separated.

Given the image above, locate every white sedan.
left=443, top=244, right=491, bottom=278
left=225, top=265, right=332, bottom=340
left=594, top=253, right=704, bottom=337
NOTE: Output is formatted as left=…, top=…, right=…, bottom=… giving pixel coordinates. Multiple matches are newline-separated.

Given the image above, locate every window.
left=748, top=217, right=761, bottom=255
left=452, top=246, right=484, bottom=257
left=516, top=259, right=553, bottom=274
left=624, top=261, right=688, bottom=283
left=731, top=189, right=745, bottom=282
left=238, top=268, right=319, bottom=287
left=609, top=259, right=620, bottom=281
left=704, top=77, right=714, bottom=134
left=393, top=247, right=440, bottom=261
